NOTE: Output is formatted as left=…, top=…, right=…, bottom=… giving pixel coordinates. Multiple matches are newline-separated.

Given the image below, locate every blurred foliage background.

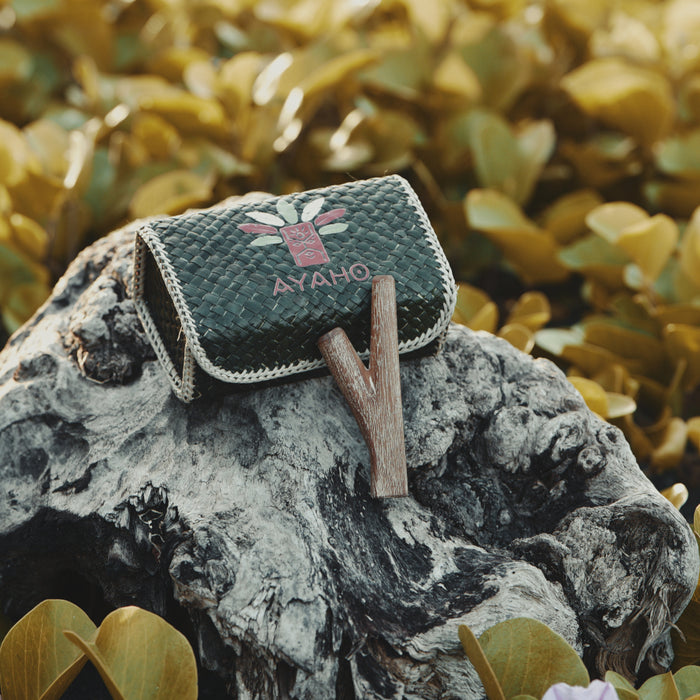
left=1, top=0, right=699, bottom=507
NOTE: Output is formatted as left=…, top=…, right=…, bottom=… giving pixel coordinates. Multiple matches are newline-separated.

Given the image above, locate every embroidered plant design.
left=238, top=196, right=347, bottom=267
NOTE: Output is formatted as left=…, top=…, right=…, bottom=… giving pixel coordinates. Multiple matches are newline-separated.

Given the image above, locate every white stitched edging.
left=133, top=234, right=187, bottom=399
left=393, top=175, right=457, bottom=351
left=133, top=176, right=457, bottom=399
left=182, top=340, right=197, bottom=402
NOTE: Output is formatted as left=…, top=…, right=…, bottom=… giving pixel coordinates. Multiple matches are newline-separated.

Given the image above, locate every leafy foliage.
left=0, top=599, right=197, bottom=700
left=460, top=617, right=700, bottom=700
left=459, top=617, right=589, bottom=699
left=0, top=0, right=699, bottom=471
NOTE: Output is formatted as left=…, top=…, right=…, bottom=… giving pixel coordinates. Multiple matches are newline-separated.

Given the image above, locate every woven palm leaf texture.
left=133, top=175, right=456, bottom=402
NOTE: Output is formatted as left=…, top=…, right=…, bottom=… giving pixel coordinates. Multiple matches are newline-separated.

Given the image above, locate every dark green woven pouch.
left=133, top=175, right=456, bottom=402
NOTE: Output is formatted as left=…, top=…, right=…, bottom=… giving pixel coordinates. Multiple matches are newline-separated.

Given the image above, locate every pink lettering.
left=269, top=261, right=370, bottom=297
left=329, top=267, right=350, bottom=285
left=273, top=278, right=294, bottom=295
left=311, top=271, right=331, bottom=288
left=288, top=273, right=307, bottom=291
left=349, top=263, right=370, bottom=281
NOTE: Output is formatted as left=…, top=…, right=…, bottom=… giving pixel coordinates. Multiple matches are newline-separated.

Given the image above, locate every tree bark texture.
left=319, top=275, right=408, bottom=498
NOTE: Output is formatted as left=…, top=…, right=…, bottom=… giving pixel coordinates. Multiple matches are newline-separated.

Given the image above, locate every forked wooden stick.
left=318, top=275, right=408, bottom=498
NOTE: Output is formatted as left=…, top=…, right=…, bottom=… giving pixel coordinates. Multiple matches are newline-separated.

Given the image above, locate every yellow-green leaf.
left=638, top=671, right=680, bottom=700
left=498, top=323, right=534, bottom=354
left=584, top=322, right=667, bottom=377
left=605, top=670, right=640, bottom=700
left=688, top=417, right=700, bottom=452
left=614, top=689, right=640, bottom=700
left=664, top=324, right=700, bottom=389
left=562, top=58, right=673, bottom=146
left=139, top=92, right=229, bottom=138
left=465, top=114, right=554, bottom=206
left=674, top=665, right=700, bottom=699
left=651, top=418, right=689, bottom=472
left=476, top=617, right=589, bottom=699
left=656, top=130, right=700, bottom=177
left=299, top=49, right=378, bottom=98
left=0, top=119, right=38, bottom=187
left=433, top=51, right=482, bottom=100
left=466, top=189, right=568, bottom=284
left=673, top=597, right=700, bottom=670
left=559, top=234, right=629, bottom=288
left=606, top=393, right=637, bottom=419
left=64, top=606, right=197, bottom=700
left=458, top=624, right=505, bottom=700
left=506, top=292, right=551, bottom=331
left=0, top=599, right=95, bottom=700
left=680, top=208, right=700, bottom=287
left=466, top=187, right=535, bottom=231
left=568, top=376, right=609, bottom=417
left=0, top=39, right=33, bottom=87
left=534, top=327, right=585, bottom=357
left=452, top=283, right=498, bottom=333
left=616, top=214, right=679, bottom=281
left=661, top=483, right=689, bottom=510
left=586, top=202, right=649, bottom=244
left=540, top=189, right=604, bottom=245
left=646, top=178, right=700, bottom=220
left=514, top=120, right=556, bottom=206
left=466, top=110, right=520, bottom=198
left=129, top=170, right=212, bottom=219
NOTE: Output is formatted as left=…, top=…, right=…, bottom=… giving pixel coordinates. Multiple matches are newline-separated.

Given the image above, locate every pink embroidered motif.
left=280, top=222, right=330, bottom=267
left=239, top=196, right=348, bottom=268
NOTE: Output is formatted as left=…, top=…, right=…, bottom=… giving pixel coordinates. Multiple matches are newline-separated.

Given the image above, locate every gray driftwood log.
left=0, top=219, right=698, bottom=699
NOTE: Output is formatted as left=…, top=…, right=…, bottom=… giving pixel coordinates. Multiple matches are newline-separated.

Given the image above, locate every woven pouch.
left=133, top=175, right=456, bottom=402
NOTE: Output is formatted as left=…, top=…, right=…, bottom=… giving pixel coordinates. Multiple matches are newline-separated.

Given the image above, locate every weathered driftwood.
left=0, top=220, right=698, bottom=699
left=319, top=275, right=407, bottom=498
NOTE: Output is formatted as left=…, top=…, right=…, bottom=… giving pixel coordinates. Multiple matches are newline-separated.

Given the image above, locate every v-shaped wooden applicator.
left=318, top=275, right=408, bottom=498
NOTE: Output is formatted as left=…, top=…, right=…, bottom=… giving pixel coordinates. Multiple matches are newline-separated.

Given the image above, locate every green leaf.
left=559, top=234, right=630, bottom=288
left=561, top=57, right=673, bottom=146
left=514, top=120, right=556, bottom=206
left=674, top=666, right=700, bottom=699
left=64, top=606, right=197, bottom=700
left=453, top=283, right=498, bottom=333
left=466, top=109, right=519, bottom=198
left=477, top=618, right=589, bottom=699
left=465, top=189, right=568, bottom=284
left=605, top=670, right=640, bottom=699
left=0, top=599, right=95, bottom=700
left=12, top=0, right=62, bottom=22
left=534, top=327, right=585, bottom=356
left=673, top=596, right=700, bottom=670
left=638, top=672, right=680, bottom=700
left=458, top=624, right=505, bottom=700
left=614, top=688, right=641, bottom=700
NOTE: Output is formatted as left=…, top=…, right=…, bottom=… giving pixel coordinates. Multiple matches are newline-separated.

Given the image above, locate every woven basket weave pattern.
left=134, top=175, right=456, bottom=400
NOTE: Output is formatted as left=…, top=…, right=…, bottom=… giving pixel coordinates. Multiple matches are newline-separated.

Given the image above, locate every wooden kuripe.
left=318, top=275, right=408, bottom=498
